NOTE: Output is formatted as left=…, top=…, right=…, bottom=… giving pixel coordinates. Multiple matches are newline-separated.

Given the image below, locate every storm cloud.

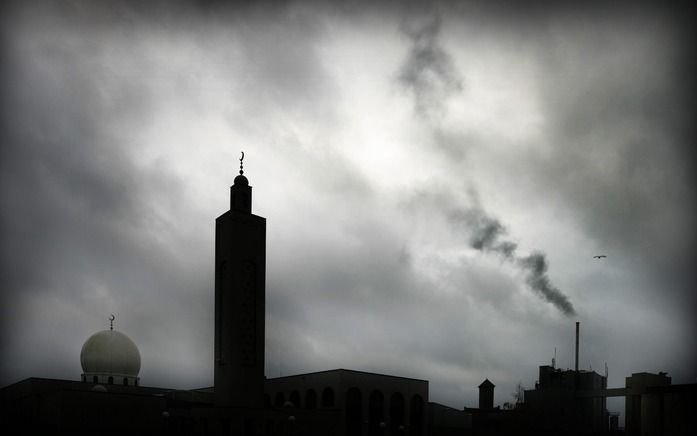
left=1, top=0, right=694, bottom=418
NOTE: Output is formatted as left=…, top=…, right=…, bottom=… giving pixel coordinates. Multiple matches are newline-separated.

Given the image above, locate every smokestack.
left=575, top=321, right=580, bottom=372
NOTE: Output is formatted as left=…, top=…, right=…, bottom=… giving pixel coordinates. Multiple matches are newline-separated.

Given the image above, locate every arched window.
left=135, top=379, right=139, bottom=386
left=322, top=387, right=335, bottom=408
left=275, top=392, right=286, bottom=408
left=369, top=390, right=385, bottom=436
left=82, top=375, right=86, bottom=382
left=346, top=388, right=363, bottom=436
left=305, top=389, right=317, bottom=409
left=289, top=390, right=301, bottom=408
left=123, top=378, right=128, bottom=386
left=108, top=376, right=114, bottom=385
left=390, top=392, right=405, bottom=433
left=93, top=375, right=98, bottom=384
left=410, top=395, right=424, bottom=436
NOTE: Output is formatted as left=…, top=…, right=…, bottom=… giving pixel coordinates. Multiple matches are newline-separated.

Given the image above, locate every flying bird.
left=593, top=255, right=607, bottom=259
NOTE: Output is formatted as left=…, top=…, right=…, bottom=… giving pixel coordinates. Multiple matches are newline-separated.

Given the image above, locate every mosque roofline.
left=266, top=368, right=429, bottom=383
left=429, top=401, right=462, bottom=411
left=0, top=376, right=173, bottom=392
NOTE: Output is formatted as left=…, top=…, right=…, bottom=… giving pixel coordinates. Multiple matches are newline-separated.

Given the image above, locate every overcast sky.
left=1, top=0, right=695, bottom=415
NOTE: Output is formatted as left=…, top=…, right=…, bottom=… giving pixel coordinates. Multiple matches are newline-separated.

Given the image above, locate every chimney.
left=575, top=321, right=579, bottom=372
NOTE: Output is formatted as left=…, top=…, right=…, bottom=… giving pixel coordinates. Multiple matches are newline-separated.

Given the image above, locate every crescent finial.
left=109, top=314, right=115, bottom=330
left=239, top=151, right=245, bottom=175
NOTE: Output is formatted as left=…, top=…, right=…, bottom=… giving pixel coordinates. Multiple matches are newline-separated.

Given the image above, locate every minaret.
left=214, top=153, right=266, bottom=407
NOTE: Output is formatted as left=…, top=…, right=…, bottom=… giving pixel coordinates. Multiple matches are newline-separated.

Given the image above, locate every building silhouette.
left=478, top=380, right=494, bottom=411
left=214, top=170, right=266, bottom=409
left=1, top=168, right=695, bottom=435
left=524, top=365, right=608, bottom=434
left=264, top=368, right=427, bottom=435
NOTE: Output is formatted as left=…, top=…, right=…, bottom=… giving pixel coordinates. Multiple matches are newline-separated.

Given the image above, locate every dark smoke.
left=449, top=208, right=518, bottom=260
left=398, top=13, right=463, bottom=118
left=449, top=207, right=576, bottom=316
left=519, top=252, right=576, bottom=316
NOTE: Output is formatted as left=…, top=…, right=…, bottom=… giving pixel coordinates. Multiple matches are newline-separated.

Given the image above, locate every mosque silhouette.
left=1, top=162, right=694, bottom=435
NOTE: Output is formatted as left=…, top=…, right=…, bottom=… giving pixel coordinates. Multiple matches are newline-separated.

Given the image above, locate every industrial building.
left=523, top=365, right=608, bottom=434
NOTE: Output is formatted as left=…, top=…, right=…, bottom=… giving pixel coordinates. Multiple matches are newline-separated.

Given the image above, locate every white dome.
left=80, top=330, right=141, bottom=377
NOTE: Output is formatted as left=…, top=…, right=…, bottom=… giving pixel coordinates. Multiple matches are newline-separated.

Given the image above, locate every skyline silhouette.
left=1, top=0, right=695, bottom=422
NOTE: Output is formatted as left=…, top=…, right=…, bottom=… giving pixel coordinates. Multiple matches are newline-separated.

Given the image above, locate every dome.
left=80, top=330, right=141, bottom=377
left=234, top=174, right=249, bottom=186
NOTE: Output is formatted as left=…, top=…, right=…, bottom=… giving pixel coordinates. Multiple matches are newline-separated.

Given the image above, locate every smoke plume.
left=449, top=207, right=576, bottom=316
left=449, top=208, right=518, bottom=259
left=518, top=253, right=576, bottom=316
left=398, top=13, right=463, bottom=119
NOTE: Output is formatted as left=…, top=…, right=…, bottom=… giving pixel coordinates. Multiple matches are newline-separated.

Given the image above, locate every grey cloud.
left=1, top=0, right=343, bottom=388
left=521, top=7, right=697, bottom=313
left=2, top=0, right=694, bottom=413
left=0, top=3, right=217, bottom=388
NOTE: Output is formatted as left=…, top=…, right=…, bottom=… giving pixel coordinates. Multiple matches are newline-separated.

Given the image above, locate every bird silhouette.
left=593, top=255, right=607, bottom=259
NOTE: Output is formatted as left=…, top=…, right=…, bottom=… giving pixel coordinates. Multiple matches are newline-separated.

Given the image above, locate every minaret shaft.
left=214, top=174, right=266, bottom=408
